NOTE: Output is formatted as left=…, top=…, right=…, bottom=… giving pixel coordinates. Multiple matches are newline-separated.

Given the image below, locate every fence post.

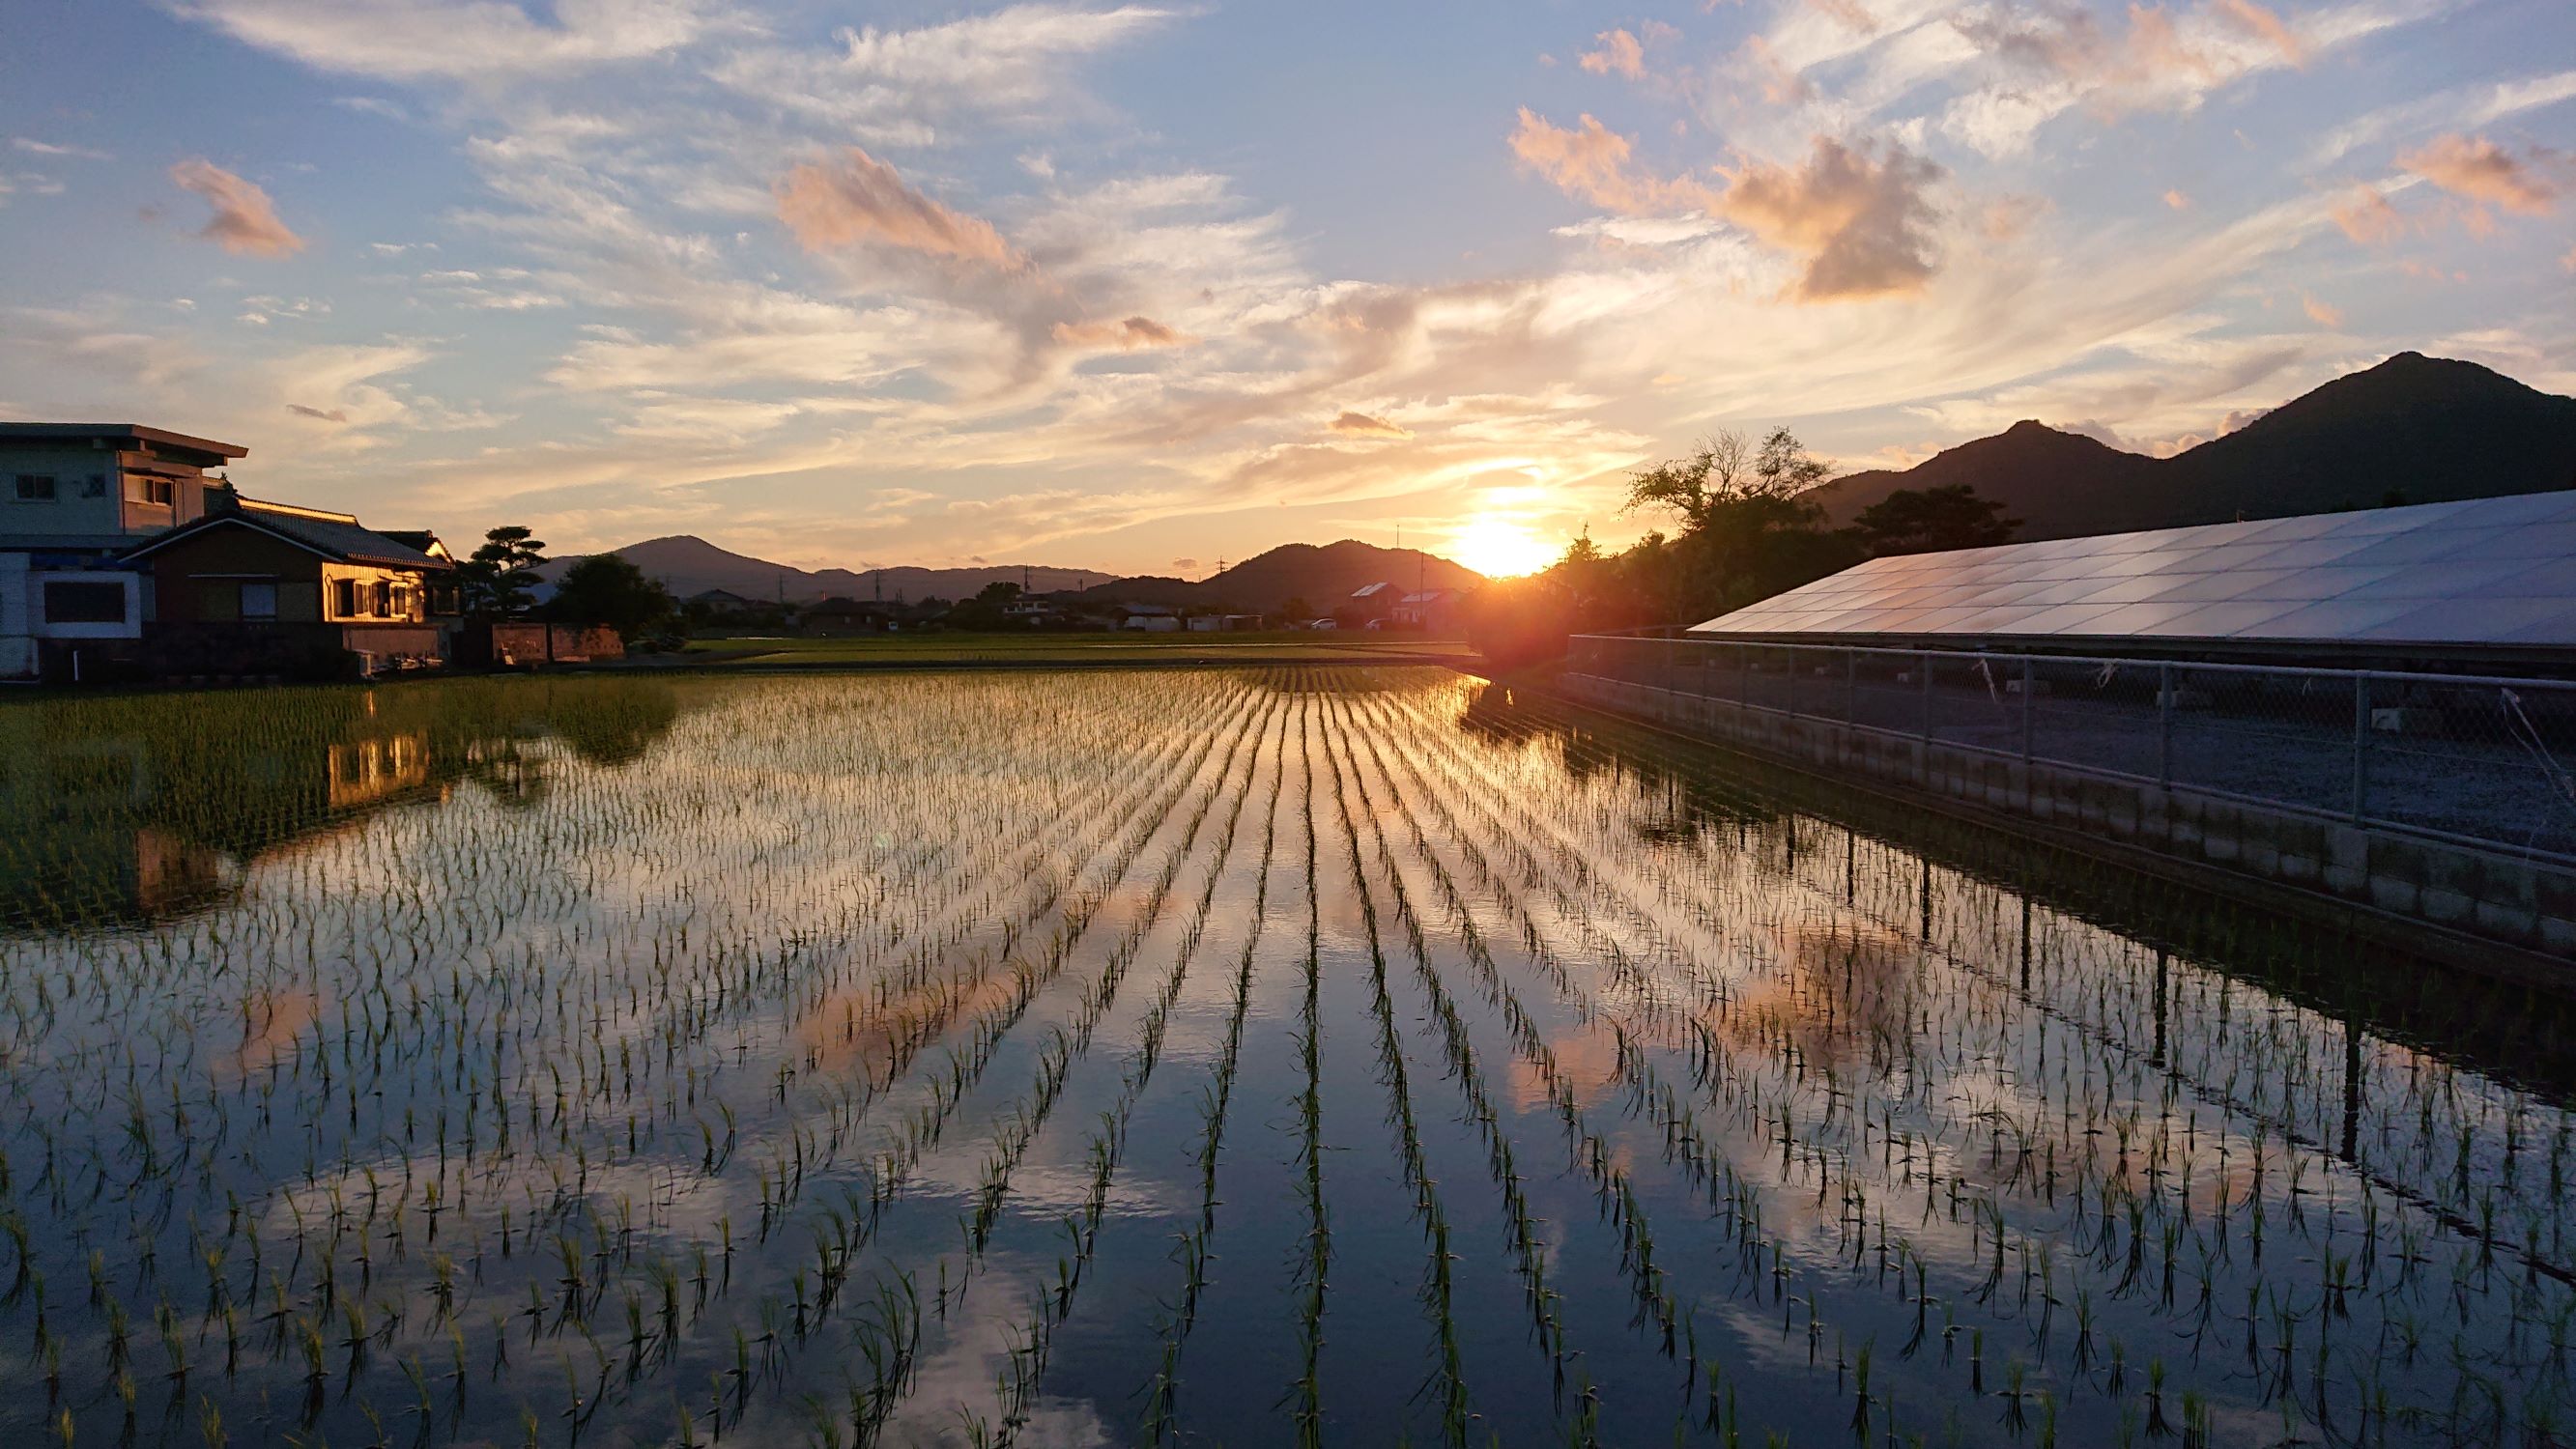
left=2352, top=672, right=2370, bottom=823
left=2158, top=663, right=2174, bottom=786
left=1919, top=652, right=1933, bottom=740
left=1787, top=644, right=1799, bottom=718
left=1738, top=643, right=1749, bottom=707
left=1846, top=649, right=1858, bottom=724
left=2020, top=657, right=2034, bottom=762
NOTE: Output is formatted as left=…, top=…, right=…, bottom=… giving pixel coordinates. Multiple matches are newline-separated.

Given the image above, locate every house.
left=688, top=588, right=764, bottom=619
left=1, top=422, right=248, bottom=679
left=123, top=487, right=456, bottom=677
left=1342, top=581, right=1399, bottom=626
left=1119, top=603, right=1182, bottom=633
left=1390, top=588, right=1468, bottom=633
left=1185, top=613, right=1266, bottom=632
left=801, top=596, right=895, bottom=636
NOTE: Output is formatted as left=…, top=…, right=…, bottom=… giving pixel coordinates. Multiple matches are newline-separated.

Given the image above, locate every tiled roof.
left=124, top=498, right=451, bottom=571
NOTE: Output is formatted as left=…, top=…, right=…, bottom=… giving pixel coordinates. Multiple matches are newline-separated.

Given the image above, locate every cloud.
left=1051, top=315, right=1189, bottom=350
left=2211, top=0, right=2304, bottom=66
left=1940, top=0, right=2364, bottom=157
left=287, top=402, right=350, bottom=421
left=1716, top=137, right=1944, bottom=299
left=2331, top=184, right=2406, bottom=242
left=12, top=137, right=112, bottom=160
left=167, top=159, right=307, bottom=256
left=2396, top=133, right=2566, bottom=215
left=172, top=0, right=731, bottom=82
left=2301, top=293, right=2342, bottom=327
left=1510, top=112, right=1941, bottom=298
left=711, top=5, right=1176, bottom=140
left=1579, top=28, right=1646, bottom=79
left=1508, top=109, right=1724, bottom=214
left=1328, top=411, right=1411, bottom=439
left=2163, top=188, right=2190, bottom=209
left=775, top=149, right=1020, bottom=267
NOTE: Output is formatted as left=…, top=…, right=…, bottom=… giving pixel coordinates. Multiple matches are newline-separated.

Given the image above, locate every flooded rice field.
left=2, top=667, right=2573, bottom=1448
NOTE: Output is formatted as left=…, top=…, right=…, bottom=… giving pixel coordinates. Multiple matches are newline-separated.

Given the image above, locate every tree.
left=1846, top=484, right=2022, bottom=556
left=460, top=526, right=546, bottom=618
left=1279, top=596, right=1314, bottom=623
left=544, top=553, right=675, bottom=641
left=1624, top=426, right=1847, bottom=613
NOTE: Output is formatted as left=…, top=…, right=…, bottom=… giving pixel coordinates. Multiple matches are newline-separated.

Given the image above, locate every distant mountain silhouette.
left=1070, top=540, right=1485, bottom=613
left=536, top=534, right=1119, bottom=603
left=1803, top=354, right=2576, bottom=541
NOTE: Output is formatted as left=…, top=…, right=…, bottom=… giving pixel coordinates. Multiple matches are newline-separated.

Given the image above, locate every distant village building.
left=1391, top=588, right=1467, bottom=632
left=1120, top=603, right=1182, bottom=633
left=687, top=588, right=764, bottom=620
left=0, top=423, right=247, bottom=679
left=801, top=596, right=896, bottom=636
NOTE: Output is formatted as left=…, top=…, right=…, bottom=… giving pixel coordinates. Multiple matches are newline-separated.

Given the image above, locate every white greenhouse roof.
left=1690, top=488, right=2576, bottom=648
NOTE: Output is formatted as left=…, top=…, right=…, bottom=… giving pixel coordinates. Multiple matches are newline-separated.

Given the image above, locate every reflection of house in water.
left=328, top=731, right=430, bottom=809
left=0, top=676, right=686, bottom=934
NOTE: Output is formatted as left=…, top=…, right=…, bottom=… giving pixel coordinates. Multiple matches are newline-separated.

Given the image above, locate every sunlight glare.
left=1451, top=516, right=1557, bottom=578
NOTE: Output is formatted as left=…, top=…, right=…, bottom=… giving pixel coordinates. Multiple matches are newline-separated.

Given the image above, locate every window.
left=240, top=582, right=277, bottom=620
left=43, top=581, right=126, bottom=624
left=127, top=476, right=175, bottom=507
left=371, top=581, right=390, bottom=616
left=14, top=475, right=56, bottom=502
left=334, top=579, right=358, bottom=617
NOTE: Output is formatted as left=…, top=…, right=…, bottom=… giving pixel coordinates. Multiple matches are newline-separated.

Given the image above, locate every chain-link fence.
left=1567, top=634, right=2576, bottom=862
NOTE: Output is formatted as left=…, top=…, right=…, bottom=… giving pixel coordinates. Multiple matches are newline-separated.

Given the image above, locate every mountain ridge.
left=1802, top=353, right=2576, bottom=541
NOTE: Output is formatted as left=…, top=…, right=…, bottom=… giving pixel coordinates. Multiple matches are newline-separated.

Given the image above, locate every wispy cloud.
left=2397, top=133, right=2568, bottom=216
left=775, top=149, right=1021, bottom=267
left=171, top=0, right=735, bottom=82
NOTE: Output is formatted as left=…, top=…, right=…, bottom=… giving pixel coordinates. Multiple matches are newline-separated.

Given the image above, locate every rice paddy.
left=1, top=666, right=2571, bottom=1447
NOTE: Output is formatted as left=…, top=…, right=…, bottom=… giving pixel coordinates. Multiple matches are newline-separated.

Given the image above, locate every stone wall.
left=1560, top=670, right=2576, bottom=959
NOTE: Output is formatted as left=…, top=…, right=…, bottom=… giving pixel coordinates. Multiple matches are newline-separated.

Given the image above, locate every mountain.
left=1801, top=354, right=2576, bottom=542
left=537, top=534, right=1122, bottom=603
left=1069, top=540, right=1486, bottom=613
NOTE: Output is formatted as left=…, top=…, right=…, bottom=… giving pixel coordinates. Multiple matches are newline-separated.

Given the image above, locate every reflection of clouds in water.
left=1711, top=913, right=1919, bottom=1065
left=900, top=1151, right=1180, bottom=1223
left=1507, top=1020, right=1622, bottom=1116
left=876, top=1250, right=1120, bottom=1448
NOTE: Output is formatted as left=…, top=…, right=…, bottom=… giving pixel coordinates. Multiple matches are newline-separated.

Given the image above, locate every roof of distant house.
left=0, top=423, right=247, bottom=464
left=1398, top=588, right=1453, bottom=605
left=1350, top=581, right=1395, bottom=598
left=124, top=494, right=451, bottom=571
left=689, top=587, right=759, bottom=605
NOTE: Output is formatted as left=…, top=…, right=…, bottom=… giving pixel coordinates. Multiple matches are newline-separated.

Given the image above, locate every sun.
left=1450, top=516, right=1557, bottom=578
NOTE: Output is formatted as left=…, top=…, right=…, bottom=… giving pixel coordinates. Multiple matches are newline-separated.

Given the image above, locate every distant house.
left=123, top=488, right=455, bottom=676
left=1391, top=588, right=1469, bottom=633
left=688, top=587, right=763, bottom=618
left=0, top=422, right=248, bottom=680
left=1119, top=603, right=1182, bottom=633
left=1185, top=613, right=1265, bottom=632
left=801, top=596, right=894, bottom=636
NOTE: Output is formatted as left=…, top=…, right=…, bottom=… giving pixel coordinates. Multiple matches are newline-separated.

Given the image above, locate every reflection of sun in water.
left=1451, top=515, right=1556, bottom=577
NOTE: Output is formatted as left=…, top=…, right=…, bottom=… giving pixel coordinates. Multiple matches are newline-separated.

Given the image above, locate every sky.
left=1, top=0, right=2571, bottom=580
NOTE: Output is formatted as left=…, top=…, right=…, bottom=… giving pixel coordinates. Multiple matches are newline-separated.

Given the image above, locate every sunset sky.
left=2, top=0, right=2570, bottom=578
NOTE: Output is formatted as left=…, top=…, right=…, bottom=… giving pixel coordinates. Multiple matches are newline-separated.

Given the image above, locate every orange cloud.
left=1051, top=315, right=1190, bottom=350
left=1508, top=108, right=1721, bottom=213
left=1579, top=28, right=1646, bottom=78
left=1510, top=111, right=1942, bottom=300
left=2395, top=133, right=2566, bottom=216
left=2302, top=293, right=2342, bottom=327
left=2212, top=0, right=2304, bottom=65
left=776, top=147, right=1019, bottom=265
left=167, top=159, right=305, bottom=257
left=1807, top=0, right=1879, bottom=33
left=2162, top=188, right=2190, bottom=209
left=2332, top=184, right=2405, bottom=243
left=1328, top=410, right=1410, bottom=439
left=1717, top=137, right=1945, bottom=300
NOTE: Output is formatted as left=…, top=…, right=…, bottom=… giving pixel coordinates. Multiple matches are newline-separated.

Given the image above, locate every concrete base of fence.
left=1559, top=671, right=2576, bottom=965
